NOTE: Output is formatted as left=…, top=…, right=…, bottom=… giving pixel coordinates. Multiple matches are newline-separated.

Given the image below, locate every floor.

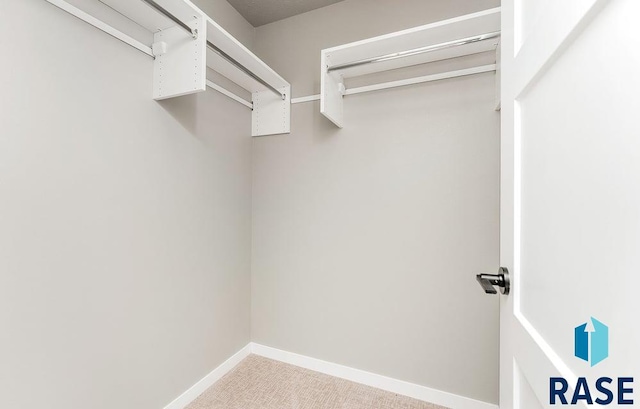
left=186, top=355, right=448, bottom=409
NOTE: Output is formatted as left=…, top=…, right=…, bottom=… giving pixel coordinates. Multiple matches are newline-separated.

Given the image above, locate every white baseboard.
left=163, top=344, right=252, bottom=409
left=162, top=342, right=498, bottom=409
left=251, top=343, right=498, bottom=409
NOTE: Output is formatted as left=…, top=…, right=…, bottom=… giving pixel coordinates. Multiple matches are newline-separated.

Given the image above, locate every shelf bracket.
left=153, top=15, right=207, bottom=100
left=320, top=53, right=345, bottom=128
left=252, top=85, right=291, bottom=137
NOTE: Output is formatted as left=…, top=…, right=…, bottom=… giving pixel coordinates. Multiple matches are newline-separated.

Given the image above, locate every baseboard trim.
left=162, top=342, right=498, bottom=409
left=251, top=343, right=498, bottom=409
left=163, top=344, right=252, bottom=409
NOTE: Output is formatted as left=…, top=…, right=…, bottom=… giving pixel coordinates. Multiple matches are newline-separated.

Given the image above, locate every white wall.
left=251, top=0, right=501, bottom=404
left=0, top=1, right=253, bottom=408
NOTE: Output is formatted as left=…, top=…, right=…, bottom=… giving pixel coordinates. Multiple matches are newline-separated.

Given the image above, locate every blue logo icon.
left=574, top=317, right=608, bottom=367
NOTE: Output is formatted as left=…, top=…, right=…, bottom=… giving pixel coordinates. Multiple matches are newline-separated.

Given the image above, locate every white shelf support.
left=320, top=52, right=346, bottom=128
left=252, top=85, right=291, bottom=137
left=153, top=16, right=207, bottom=100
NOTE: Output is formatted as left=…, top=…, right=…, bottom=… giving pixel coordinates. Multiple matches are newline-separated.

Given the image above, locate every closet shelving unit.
left=319, top=7, right=501, bottom=128
left=45, top=0, right=290, bottom=137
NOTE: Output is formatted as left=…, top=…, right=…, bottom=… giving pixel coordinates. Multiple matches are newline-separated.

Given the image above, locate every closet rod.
left=206, top=41, right=286, bottom=100
left=140, top=0, right=286, bottom=100
left=327, top=31, right=500, bottom=73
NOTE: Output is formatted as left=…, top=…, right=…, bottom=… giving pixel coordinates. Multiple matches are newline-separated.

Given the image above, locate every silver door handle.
left=476, top=267, right=510, bottom=295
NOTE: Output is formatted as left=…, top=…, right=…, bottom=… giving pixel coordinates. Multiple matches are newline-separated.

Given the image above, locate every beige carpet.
left=186, top=354, right=448, bottom=409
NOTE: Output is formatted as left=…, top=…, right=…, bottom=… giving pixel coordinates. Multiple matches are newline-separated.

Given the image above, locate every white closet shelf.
left=47, top=0, right=290, bottom=136
left=203, top=17, right=288, bottom=97
left=320, top=7, right=501, bottom=128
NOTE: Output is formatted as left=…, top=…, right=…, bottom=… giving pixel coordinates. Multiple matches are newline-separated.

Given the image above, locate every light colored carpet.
left=186, top=354, right=449, bottom=409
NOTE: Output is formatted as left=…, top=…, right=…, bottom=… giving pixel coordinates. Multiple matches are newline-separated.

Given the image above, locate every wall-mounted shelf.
left=320, top=7, right=501, bottom=128
left=46, top=0, right=290, bottom=137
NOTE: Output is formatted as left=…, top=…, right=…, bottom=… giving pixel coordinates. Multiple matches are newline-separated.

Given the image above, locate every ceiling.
left=226, top=0, right=346, bottom=27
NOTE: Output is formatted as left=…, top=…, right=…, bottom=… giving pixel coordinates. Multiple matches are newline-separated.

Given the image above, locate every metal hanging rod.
left=327, top=31, right=501, bottom=73
left=206, top=41, right=286, bottom=100
left=139, top=0, right=285, bottom=100
left=140, top=0, right=197, bottom=38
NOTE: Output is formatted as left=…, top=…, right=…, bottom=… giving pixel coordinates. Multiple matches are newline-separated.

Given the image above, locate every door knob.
left=476, top=267, right=510, bottom=295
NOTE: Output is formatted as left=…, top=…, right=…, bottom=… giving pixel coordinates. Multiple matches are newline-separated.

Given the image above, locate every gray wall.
left=0, top=1, right=253, bottom=408
left=0, top=0, right=501, bottom=407
left=251, top=0, right=501, bottom=404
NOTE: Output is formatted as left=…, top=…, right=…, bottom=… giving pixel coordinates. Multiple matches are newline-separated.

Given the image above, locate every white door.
left=499, top=0, right=640, bottom=407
